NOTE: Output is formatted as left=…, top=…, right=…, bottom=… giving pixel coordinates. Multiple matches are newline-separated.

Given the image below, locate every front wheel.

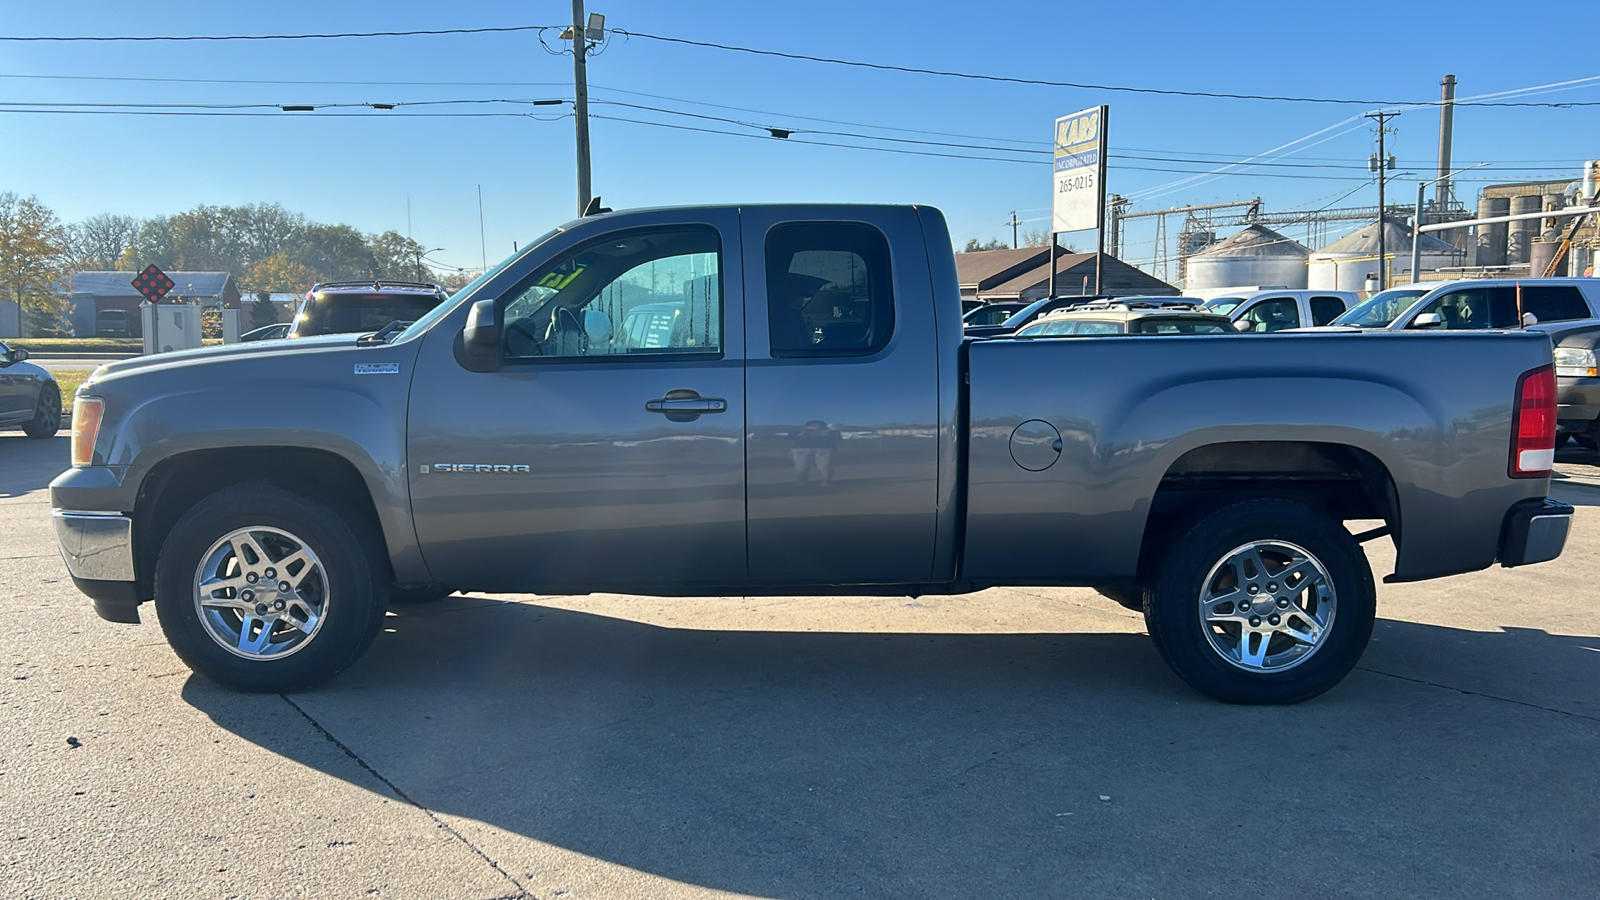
left=1143, top=499, right=1375, bottom=704
left=154, top=483, right=387, bottom=692
left=21, top=383, right=60, bottom=439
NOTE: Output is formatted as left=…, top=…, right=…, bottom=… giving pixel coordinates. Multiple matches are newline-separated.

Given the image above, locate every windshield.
left=1204, top=297, right=1245, bottom=316
left=393, top=228, right=561, bottom=340
left=1331, top=289, right=1428, bottom=327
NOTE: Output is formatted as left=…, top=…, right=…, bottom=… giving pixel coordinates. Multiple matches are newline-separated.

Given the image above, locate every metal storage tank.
left=1183, top=225, right=1308, bottom=292
left=1507, top=195, right=1541, bottom=264
left=1476, top=197, right=1509, bottom=266
left=1308, top=220, right=1465, bottom=290
left=1530, top=239, right=1561, bottom=277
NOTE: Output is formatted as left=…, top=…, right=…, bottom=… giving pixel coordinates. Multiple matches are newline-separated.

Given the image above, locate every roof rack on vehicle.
left=310, top=280, right=444, bottom=293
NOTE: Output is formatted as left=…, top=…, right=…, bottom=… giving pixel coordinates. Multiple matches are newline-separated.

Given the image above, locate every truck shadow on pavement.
left=181, top=598, right=1600, bottom=897
left=0, top=434, right=69, bottom=498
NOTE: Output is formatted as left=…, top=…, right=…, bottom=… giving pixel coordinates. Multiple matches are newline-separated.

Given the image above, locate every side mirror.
left=1522, top=312, right=1540, bottom=327
left=10, top=347, right=27, bottom=362
left=463, top=298, right=499, bottom=357
left=1232, top=319, right=1254, bottom=333
left=1412, top=312, right=1443, bottom=328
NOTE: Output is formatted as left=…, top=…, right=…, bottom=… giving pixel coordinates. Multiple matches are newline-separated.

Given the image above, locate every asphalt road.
left=3, top=433, right=1598, bottom=899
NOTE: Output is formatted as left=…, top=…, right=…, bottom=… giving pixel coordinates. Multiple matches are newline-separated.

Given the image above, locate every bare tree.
left=64, top=213, right=140, bottom=270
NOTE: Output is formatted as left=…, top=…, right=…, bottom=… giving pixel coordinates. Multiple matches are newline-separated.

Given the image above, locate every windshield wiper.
left=356, top=320, right=415, bottom=345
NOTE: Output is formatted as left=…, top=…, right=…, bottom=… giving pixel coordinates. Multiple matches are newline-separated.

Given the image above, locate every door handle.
left=646, top=390, right=727, bottom=416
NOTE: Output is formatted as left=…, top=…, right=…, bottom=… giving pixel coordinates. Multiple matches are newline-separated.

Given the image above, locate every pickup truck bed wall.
left=963, top=331, right=1550, bottom=583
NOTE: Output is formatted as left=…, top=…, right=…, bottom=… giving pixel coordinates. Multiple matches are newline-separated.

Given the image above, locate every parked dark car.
left=240, top=323, right=292, bottom=342
left=962, top=301, right=1029, bottom=328
left=1530, top=318, right=1600, bottom=450
left=95, top=308, right=138, bottom=338
left=0, top=342, right=61, bottom=438
left=290, top=281, right=449, bottom=338
left=963, top=295, right=1110, bottom=338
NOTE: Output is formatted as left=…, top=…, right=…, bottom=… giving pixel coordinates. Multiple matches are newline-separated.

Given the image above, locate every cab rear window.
left=296, top=293, right=443, bottom=336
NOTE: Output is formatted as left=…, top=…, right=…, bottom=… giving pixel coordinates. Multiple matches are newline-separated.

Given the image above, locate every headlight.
left=71, top=397, right=103, bottom=467
left=1553, top=347, right=1598, bottom=378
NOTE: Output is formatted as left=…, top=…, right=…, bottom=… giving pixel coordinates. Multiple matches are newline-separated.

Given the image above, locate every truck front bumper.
left=52, top=510, right=143, bottom=623
left=1498, top=498, right=1573, bottom=568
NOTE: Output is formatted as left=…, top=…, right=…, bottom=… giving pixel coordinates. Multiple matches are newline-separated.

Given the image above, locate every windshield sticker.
left=354, top=363, right=400, bottom=375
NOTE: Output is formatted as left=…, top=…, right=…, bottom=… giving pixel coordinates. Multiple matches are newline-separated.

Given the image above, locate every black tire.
left=388, top=585, right=454, bottom=605
left=1573, top=432, right=1599, bottom=452
left=1143, top=498, right=1375, bottom=705
left=20, top=382, right=60, bottom=439
left=154, top=482, right=387, bottom=692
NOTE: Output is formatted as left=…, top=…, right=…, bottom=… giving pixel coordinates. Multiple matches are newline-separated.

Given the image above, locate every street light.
left=415, top=247, right=444, bottom=282
left=1411, top=163, right=1488, bottom=284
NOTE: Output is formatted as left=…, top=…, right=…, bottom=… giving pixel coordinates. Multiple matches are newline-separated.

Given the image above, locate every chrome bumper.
left=52, top=510, right=136, bottom=582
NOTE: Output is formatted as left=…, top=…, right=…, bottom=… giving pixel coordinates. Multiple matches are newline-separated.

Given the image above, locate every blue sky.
left=2, top=0, right=1596, bottom=278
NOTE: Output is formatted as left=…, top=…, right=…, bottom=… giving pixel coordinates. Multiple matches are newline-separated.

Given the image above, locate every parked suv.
left=290, top=281, right=449, bottom=338
left=1015, top=299, right=1234, bottom=337
left=1384, top=279, right=1600, bottom=330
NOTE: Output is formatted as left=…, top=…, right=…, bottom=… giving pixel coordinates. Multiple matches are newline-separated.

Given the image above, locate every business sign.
left=1052, top=106, right=1107, bottom=234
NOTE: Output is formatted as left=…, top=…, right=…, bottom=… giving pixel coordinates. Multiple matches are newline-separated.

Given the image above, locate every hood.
left=88, top=329, right=374, bottom=385
left=87, top=333, right=363, bottom=382
left=1528, top=319, right=1600, bottom=348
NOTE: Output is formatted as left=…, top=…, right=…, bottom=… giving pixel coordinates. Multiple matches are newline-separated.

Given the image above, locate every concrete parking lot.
left=2, top=432, right=1597, bottom=899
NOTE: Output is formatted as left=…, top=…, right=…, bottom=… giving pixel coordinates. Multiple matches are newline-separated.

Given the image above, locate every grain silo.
left=1183, top=225, right=1308, bottom=293
left=1308, top=220, right=1465, bottom=290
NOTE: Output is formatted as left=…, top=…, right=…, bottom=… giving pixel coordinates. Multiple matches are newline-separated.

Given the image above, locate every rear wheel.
left=154, top=483, right=387, bottom=692
left=21, top=383, right=60, bottom=439
left=1143, top=499, right=1375, bottom=704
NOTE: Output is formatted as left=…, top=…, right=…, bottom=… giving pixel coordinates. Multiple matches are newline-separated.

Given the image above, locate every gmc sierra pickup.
left=50, top=204, right=1572, bottom=703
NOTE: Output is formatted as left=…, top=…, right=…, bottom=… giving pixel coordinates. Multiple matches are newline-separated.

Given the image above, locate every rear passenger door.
left=741, top=207, right=943, bottom=584
left=1309, top=295, right=1347, bottom=326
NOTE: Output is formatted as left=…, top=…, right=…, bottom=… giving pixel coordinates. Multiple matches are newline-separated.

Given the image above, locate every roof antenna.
left=582, top=196, right=611, bottom=217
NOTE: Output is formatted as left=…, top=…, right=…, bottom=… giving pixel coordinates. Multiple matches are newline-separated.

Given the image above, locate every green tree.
left=962, top=238, right=1009, bottom=252
left=248, top=292, right=279, bottom=329
left=0, top=193, right=69, bottom=337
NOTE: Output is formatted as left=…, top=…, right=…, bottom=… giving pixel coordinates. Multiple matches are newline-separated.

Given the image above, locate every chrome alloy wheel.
left=1198, top=540, right=1336, bottom=673
left=193, top=527, right=329, bottom=660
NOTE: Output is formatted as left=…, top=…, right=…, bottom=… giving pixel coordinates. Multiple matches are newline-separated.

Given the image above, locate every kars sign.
left=1052, top=106, right=1107, bottom=234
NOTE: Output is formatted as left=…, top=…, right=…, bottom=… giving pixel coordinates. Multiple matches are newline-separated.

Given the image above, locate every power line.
left=0, top=24, right=555, bottom=42
left=611, top=29, right=1600, bottom=108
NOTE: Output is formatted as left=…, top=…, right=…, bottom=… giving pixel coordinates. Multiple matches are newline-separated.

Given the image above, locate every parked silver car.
left=0, top=342, right=61, bottom=439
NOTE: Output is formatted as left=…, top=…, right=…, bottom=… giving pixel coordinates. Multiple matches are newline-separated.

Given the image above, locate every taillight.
left=71, top=397, right=103, bottom=467
left=1510, top=365, right=1555, bottom=478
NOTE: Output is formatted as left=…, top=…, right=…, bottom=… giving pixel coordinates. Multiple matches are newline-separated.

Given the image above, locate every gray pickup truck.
left=51, top=204, right=1573, bottom=704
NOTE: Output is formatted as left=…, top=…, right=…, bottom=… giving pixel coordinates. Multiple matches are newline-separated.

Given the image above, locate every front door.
left=408, top=213, right=747, bottom=592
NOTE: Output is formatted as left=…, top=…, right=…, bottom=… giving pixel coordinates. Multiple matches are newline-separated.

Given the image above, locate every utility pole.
left=1366, top=110, right=1398, bottom=290
left=1008, top=211, right=1021, bottom=249
left=571, top=0, right=592, bottom=216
